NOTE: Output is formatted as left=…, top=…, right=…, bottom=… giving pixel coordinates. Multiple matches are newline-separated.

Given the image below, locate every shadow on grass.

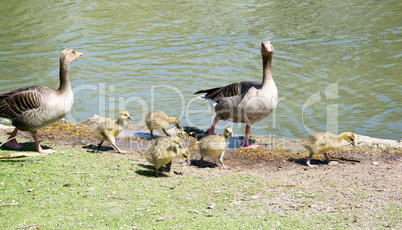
left=0, top=142, right=47, bottom=163
left=135, top=164, right=184, bottom=178
left=82, top=144, right=117, bottom=153
left=190, top=159, right=219, bottom=168
left=289, top=157, right=327, bottom=167
left=0, top=141, right=53, bottom=153
left=290, top=157, right=360, bottom=167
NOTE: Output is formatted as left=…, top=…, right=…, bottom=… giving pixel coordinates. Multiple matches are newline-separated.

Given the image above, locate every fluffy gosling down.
left=198, top=126, right=233, bottom=168
left=145, top=136, right=190, bottom=177
left=91, top=111, right=133, bottom=154
left=143, top=111, right=181, bottom=138
left=301, top=132, right=356, bottom=167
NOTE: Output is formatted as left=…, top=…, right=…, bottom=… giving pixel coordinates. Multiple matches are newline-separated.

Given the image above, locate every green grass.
left=0, top=143, right=400, bottom=229
left=0, top=145, right=276, bottom=229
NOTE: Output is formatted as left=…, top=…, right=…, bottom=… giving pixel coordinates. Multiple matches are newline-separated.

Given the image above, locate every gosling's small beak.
left=127, top=116, right=133, bottom=120
left=187, top=158, right=191, bottom=165
left=75, top=51, right=83, bottom=58
left=351, top=142, right=356, bottom=147
left=179, top=143, right=184, bottom=149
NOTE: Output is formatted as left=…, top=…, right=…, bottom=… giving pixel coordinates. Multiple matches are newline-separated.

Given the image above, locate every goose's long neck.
left=58, top=60, right=71, bottom=94
left=261, top=54, right=273, bottom=87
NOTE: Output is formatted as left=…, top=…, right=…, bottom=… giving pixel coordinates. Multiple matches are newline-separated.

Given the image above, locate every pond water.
left=0, top=0, right=401, bottom=140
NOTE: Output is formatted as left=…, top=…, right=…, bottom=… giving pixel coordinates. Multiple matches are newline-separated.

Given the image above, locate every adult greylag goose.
left=0, top=49, right=82, bottom=153
left=145, top=136, right=190, bottom=177
left=301, top=132, right=356, bottom=167
left=91, top=110, right=133, bottom=154
left=143, top=111, right=181, bottom=138
left=198, top=126, right=233, bottom=168
left=195, top=40, right=278, bottom=148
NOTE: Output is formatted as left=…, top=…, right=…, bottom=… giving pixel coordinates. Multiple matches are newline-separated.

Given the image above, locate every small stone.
left=328, top=161, right=339, bottom=165
left=206, top=214, right=213, bottom=217
left=189, top=210, right=199, bottom=214
left=156, top=218, right=165, bottom=222
left=207, top=203, right=216, bottom=210
left=371, top=162, right=379, bottom=165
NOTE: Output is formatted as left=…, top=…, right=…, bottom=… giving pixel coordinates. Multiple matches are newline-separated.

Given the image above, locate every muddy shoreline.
left=0, top=119, right=400, bottom=170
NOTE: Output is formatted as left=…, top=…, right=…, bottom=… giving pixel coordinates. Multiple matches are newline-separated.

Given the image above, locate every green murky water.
left=0, top=0, right=401, bottom=140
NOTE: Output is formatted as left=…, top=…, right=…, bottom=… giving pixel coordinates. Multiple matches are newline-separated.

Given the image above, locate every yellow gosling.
left=301, top=132, right=356, bottom=167
left=143, top=111, right=181, bottom=138
left=145, top=136, right=190, bottom=177
left=198, top=126, right=233, bottom=168
left=91, top=111, right=133, bottom=154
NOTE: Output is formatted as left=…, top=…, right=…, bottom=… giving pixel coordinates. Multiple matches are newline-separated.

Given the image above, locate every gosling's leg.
left=150, top=130, right=155, bottom=139
left=324, top=152, right=331, bottom=163
left=219, top=152, right=227, bottom=168
left=155, top=166, right=160, bottom=177
left=306, top=152, right=315, bottom=167
left=162, top=128, right=170, bottom=137
left=111, top=143, right=124, bottom=154
left=166, top=161, right=174, bottom=175
left=109, top=137, right=124, bottom=154
left=97, top=141, right=104, bottom=150
left=200, top=156, right=204, bottom=167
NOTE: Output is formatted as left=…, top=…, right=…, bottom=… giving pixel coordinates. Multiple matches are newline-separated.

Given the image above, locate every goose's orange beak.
left=266, top=44, right=274, bottom=52
left=75, top=51, right=83, bottom=58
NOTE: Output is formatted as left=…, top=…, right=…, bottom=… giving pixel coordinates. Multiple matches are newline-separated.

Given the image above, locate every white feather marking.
left=197, top=96, right=217, bottom=108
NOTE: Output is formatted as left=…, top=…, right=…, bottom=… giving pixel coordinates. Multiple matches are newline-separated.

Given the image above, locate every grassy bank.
left=1, top=141, right=400, bottom=229
left=1, top=120, right=401, bottom=230
left=0, top=145, right=280, bottom=229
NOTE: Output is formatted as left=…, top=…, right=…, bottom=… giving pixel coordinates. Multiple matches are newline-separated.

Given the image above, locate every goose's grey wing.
left=0, top=86, right=47, bottom=119
left=195, top=81, right=261, bottom=103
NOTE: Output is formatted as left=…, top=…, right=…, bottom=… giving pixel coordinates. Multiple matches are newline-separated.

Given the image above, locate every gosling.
left=145, top=136, right=190, bottom=177
left=198, top=126, right=233, bottom=168
left=301, top=132, right=356, bottom=167
left=91, top=111, right=133, bottom=154
left=144, top=111, right=181, bottom=138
